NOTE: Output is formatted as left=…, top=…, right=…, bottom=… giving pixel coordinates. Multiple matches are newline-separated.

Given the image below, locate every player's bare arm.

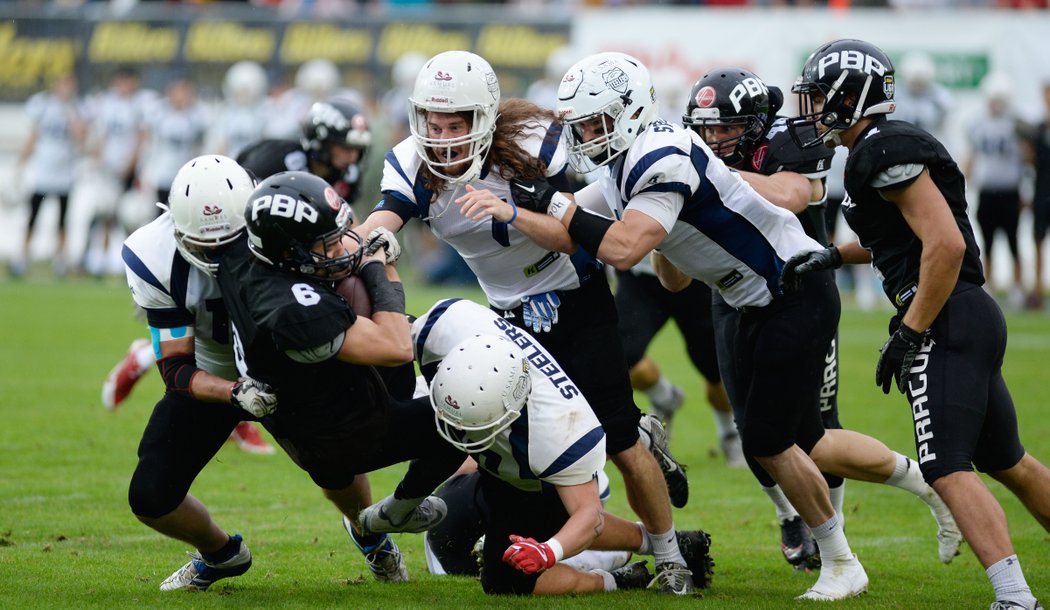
left=739, top=170, right=811, bottom=214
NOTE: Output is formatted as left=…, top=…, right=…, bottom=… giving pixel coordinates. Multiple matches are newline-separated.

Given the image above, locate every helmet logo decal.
left=250, top=194, right=319, bottom=224
left=601, top=65, right=630, bottom=94
left=311, top=102, right=348, bottom=131
left=323, top=186, right=341, bottom=211
left=202, top=205, right=223, bottom=216
left=695, top=86, right=717, bottom=108
left=444, top=394, right=460, bottom=410
left=730, top=77, right=769, bottom=113
left=882, top=75, right=895, bottom=100
left=485, top=72, right=499, bottom=101
left=434, top=71, right=453, bottom=81
left=816, top=50, right=887, bottom=79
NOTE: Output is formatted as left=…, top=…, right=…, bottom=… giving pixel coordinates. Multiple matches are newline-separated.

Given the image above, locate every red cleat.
left=229, top=422, right=275, bottom=455
left=102, top=339, right=153, bottom=411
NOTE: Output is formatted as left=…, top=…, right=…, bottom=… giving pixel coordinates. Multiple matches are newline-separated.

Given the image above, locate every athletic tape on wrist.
left=358, top=262, right=406, bottom=314
left=545, top=537, right=565, bottom=563
left=547, top=192, right=571, bottom=222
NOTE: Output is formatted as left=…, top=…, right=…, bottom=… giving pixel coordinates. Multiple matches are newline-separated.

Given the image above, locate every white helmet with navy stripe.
left=558, top=52, right=658, bottom=173
left=167, top=155, right=254, bottom=275
left=430, top=334, right=531, bottom=453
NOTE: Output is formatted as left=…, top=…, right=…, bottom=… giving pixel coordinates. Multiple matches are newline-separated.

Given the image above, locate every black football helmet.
left=245, top=171, right=362, bottom=279
left=788, top=39, right=896, bottom=149
left=682, top=67, right=780, bottom=167
left=301, top=98, right=372, bottom=191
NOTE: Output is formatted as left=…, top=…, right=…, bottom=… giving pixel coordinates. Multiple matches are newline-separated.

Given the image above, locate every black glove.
left=875, top=323, right=928, bottom=394
left=509, top=177, right=557, bottom=214
left=780, top=246, right=843, bottom=291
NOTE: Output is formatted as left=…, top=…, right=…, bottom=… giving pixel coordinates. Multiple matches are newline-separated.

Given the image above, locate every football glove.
left=502, top=535, right=557, bottom=574
left=231, top=377, right=278, bottom=417
left=779, top=246, right=843, bottom=291
left=875, top=323, right=928, bottom=394
left=521, top=291, right=561, bottom=333
left=509, top=177, right=557, bottom=214
left=365, top=227, right=402, bottom=265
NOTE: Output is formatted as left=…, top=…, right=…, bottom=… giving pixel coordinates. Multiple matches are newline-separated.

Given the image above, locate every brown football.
left=335, top=275, right=372, bottom=319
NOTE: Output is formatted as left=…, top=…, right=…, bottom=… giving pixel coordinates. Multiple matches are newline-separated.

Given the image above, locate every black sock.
left=201, top=535, right=241, bottom=564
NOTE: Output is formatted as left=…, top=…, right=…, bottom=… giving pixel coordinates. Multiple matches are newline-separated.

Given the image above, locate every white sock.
left=635, top=522, right=653, bottom=555
left=885, top=454, right=932, bottom=498
left=809, top=514, right=853, bottom=563
left=712, top=409, right=737, bottom=438
left=637, top=425, right=652, bottom=451
left=645, top=376, right=674, bottom=405
left=563, top=549, right=631, bottom=572
left=646, top=525, right=686, bottom=566
left=987, top=555, right=1035, bottom=606
left=762, top=485, right=799, bottom=523
left=135, top=343, right=156, bottom=369
left=382, top=494, right=423, bottom=523
left=829, top=482, right=846, bottom=527
left=592, top=568, right=617, bottom=591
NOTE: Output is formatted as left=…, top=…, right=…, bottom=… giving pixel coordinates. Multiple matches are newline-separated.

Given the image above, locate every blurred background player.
left=136, top=77, right=209, bottom=220
left=123, top=155, right=279, bottom=591
left=80, top=66, right=153, bottom=278
left=893, top=52, right=954, bottom=146
left=263, top=58, right=365, bottom=141
left=209, top=61, right=270, bottom=159
left=525, top=45, right=578, bottom=112
left=964, top=73, right=1028, bottom=309
left=237, top=96, right=371, bottom=206
left=1021, top=80, right=1050, bottom=310
left=12, top=73, right=86, bottom=278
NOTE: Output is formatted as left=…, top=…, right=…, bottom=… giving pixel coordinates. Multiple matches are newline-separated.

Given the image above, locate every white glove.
left=521, top=291, right=561, bottom=333
left=365, top=227, right=402, bottom=265
left=231, top=377, right=278, bottom=418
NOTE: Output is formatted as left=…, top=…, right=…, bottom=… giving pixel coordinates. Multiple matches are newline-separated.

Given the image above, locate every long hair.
left=419, top=99, right=560, bottom=196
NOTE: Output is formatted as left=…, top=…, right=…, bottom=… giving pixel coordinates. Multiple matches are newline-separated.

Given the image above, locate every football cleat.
left=611, top=560, right=652, bottom=590
left=990, top=600, right=1044, bottom=610
left=159, top=534, right=252, bottom=591
left=781, top=515, right=821, bottom=572
left=343, top=515, right=408, bottom=582
left=358, top=494, right=448, bottom=534
left=650, top=562, right=695, bottom=595
left=102, top=338, right=152, bottom=410
left=639, top=414, right=689, bottom=508
left=720, top=432, right=747, bottom=468
left=923, top=490, right=963, bottom=564
left=677, top=529, right=715, bottom=589
left=650, top=384, right=686, bottom=423
left=796, top=553, right=868, bottom=601
left=229, top=422, right=275, bottom=455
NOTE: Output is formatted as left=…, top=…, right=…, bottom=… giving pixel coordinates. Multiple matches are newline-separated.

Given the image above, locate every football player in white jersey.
left=510, top=52, right=869, bottom=601
left=137, top=78, right=209, bottom=214
left=14, top=73, right=86, bottom=277
left=354, top=50, right=695, bottom=594
left=373, top=298, right=713, bottom=596
left=123, top=155, right=278, bottom=591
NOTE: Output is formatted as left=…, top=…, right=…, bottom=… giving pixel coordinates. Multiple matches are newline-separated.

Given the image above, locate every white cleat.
left=797, top=554, right=868, bottom=601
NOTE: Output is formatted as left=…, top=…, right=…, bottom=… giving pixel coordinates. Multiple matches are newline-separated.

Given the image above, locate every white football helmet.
left=223, top=61, right=268, bottom=106
left=429, top=334, right=531, bottom=453
left=167, top=155, right=255, bottom=275
left=408, top=50, right=500, bottom=184
left=296, top=58, right=340, bottom=100
left=558, top=52, right=658, bottom=173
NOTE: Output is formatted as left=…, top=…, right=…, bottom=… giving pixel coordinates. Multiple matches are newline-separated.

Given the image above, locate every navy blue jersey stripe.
left=169, top=254, right=190, bottom=311
left=677, top=144, right=785, bottom=293
left=508, top=408, right=535, bottom=480
left=122, top=244, right=168, bottom=296
left=414, top=298, right=463, bottom=368
left=385, top=149, right=412, bottom=188
left=625, top=146, right=686, bottom=196
left=538, top=425, right=604, bottom=479
left=539, top=122, right=563, bottom=168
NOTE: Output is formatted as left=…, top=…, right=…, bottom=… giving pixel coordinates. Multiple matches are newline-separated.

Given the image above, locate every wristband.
left=547, top=192, right=572, bottom=222
left=567, top=208, right=614, bottom=257
left=497, top=201, right=518, bottom=225
left=544, top=537, right=565, bottom=563
left=358, top=262, right=406, bottom=314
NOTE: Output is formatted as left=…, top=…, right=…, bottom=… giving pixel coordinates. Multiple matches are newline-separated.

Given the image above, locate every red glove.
left=501, top=535, right=559, bottom=574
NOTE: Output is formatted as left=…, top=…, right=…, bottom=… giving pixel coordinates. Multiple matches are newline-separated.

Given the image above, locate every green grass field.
left=1, top=274, right=1047, bottom=609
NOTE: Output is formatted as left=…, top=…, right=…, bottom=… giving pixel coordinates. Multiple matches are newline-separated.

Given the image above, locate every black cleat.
left=610, top=560, right=652, bottom=590
left=780, top=516, right=821, bottom=572
left=677, top=529, right=715, bottom=589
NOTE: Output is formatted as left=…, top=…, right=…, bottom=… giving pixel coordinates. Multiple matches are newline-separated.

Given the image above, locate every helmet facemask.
left=562, top=101, right=629, bottom=173
left=409, top=108, right=495, bottom=185
left=687, top=115, right=763, bottom=168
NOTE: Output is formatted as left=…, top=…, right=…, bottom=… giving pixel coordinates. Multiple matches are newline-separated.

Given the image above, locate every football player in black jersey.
left=217, top=171, right=466, bottom=583
left=236, top=97, right=371, bottom=205
left=684, top=66, right=962, bottom=574
left=784, top=38, right=1050, bottom=610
